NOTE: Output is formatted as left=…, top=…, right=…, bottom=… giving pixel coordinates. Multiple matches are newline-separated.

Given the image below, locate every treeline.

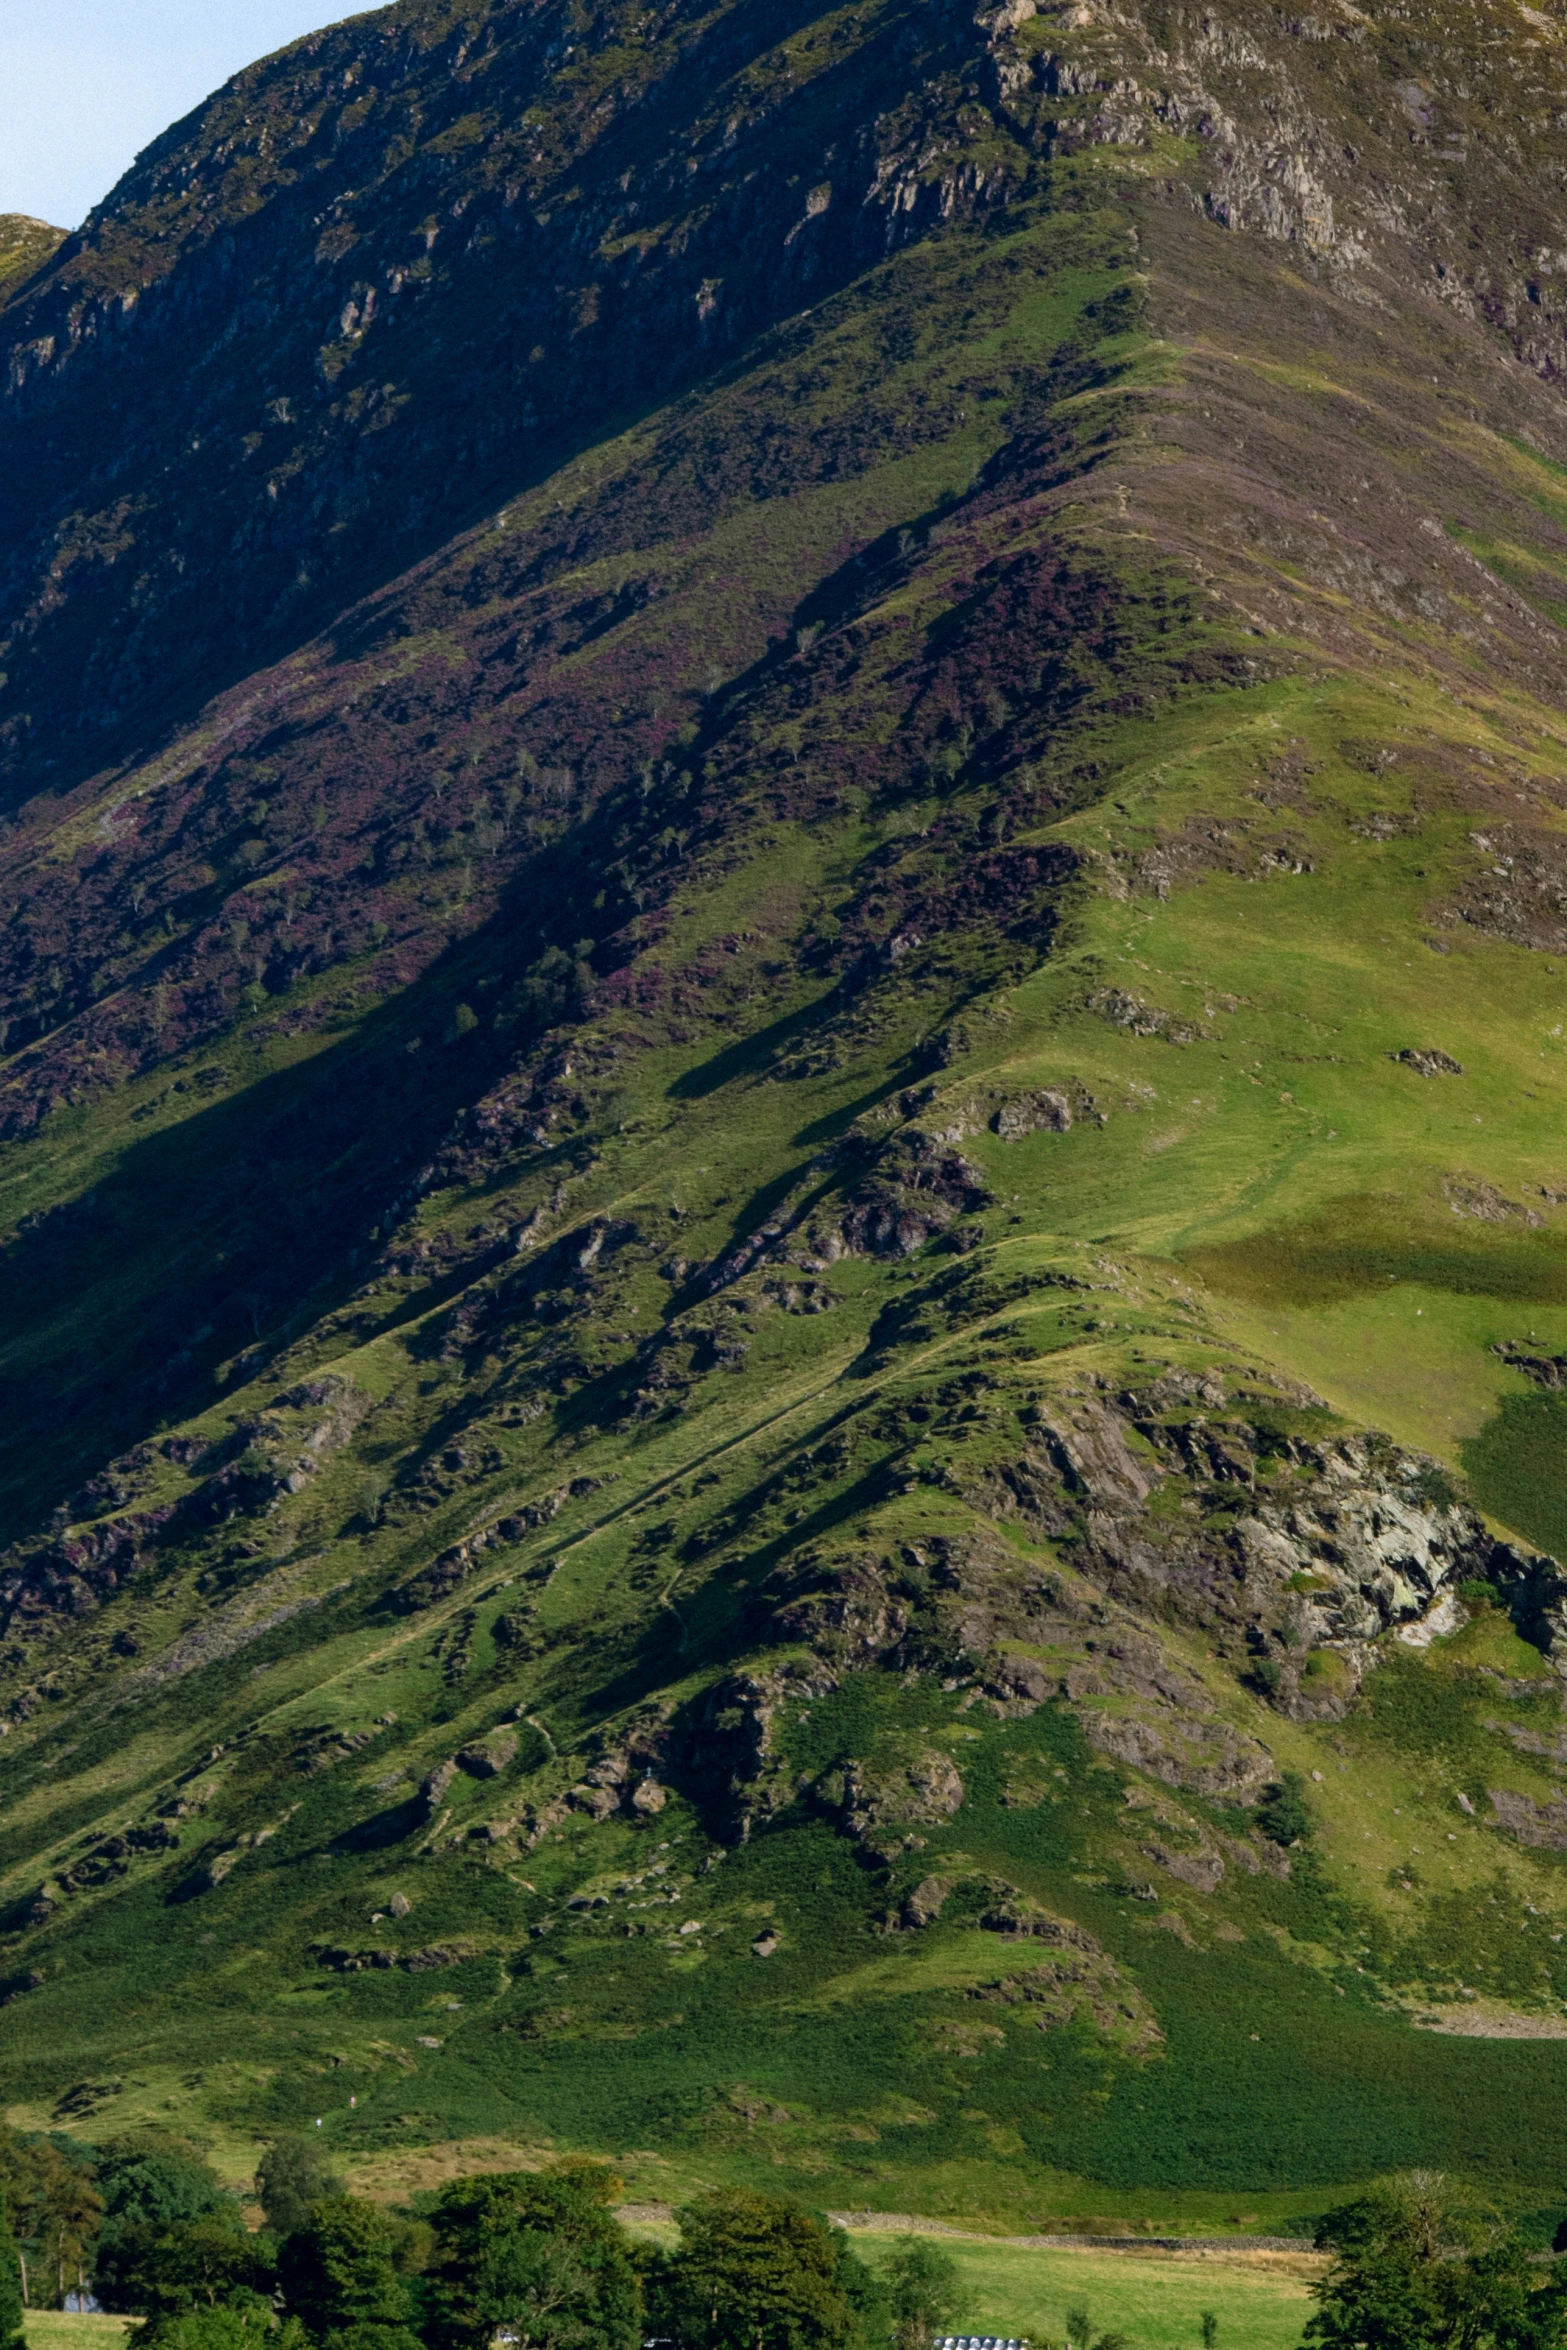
left=0, top=2133, right=971, bottom=2350
left=1, top=2136, right=1564, bottom=2350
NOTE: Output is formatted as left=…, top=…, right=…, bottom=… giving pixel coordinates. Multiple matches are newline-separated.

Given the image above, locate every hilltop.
left=0, top=217, right=63, bottom=299
left=3, top=0, right=1567, bottom=2231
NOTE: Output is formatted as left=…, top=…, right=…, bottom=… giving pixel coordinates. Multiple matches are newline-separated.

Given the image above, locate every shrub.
left=1256, top=1773, right=1313, bottom=1848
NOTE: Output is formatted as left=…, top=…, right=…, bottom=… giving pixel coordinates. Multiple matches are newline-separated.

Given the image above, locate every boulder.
left=901, top=1875, right=951, bottom=1928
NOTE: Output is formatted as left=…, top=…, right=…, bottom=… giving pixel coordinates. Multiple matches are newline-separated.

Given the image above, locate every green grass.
left=24, top=2317, right=137, bottom=2350
left=850, top=2237, right=1318, bottom=2350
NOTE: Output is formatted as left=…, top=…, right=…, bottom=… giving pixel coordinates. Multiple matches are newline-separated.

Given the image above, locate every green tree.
left=883, top=2240, right=960, bottom=2350
left=650, top=2189, right=865, bottom=2350
left=0, top=2134, right=103, bottom=2307
left=94, top=2215, right=271, bottom=2321
left=278, top=2197, right=422, bottom=2350
left=139, top=2309, right=285, bottom=2350
left=100, top=2140, right=234, bottom=2239
left=429, top=2164, right=638, bottom=2350
left=0, top=2188, right=28, bottom=2350
left=257, top=2139, right=346, bottom=2241
left=1305, top=2172, right=1567, bottom=2350
left=1199, top=2316, right=1218, bottom=2350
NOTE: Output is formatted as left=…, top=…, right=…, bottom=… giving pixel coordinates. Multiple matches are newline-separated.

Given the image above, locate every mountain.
left=5, top=0, right=1567, bottom=2229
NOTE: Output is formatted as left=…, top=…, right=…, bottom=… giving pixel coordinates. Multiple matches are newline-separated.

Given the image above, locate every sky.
left=0, top=2, right=363, bottom=229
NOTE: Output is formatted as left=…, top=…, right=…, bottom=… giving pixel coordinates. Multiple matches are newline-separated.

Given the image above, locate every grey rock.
left=994, top=1090, right=1072, bottom=1139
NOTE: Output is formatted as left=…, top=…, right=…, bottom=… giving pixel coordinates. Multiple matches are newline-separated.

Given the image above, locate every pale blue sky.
left=0, top=2, right=367, bottom=229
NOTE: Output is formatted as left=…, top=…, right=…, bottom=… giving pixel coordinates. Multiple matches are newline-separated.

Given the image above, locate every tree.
left=139, top=2309, right=288, bottom=2350
left=0, top=2188, right=27, bottom=2350
left=0, top=2134, right=104, bottom=2307
left=93, top=2215, right=271, bottom=2321
left=100, top=2141, right=235, bottom=2239
left=1199, top=2316, right=1218, bottom=2350
left=649, top=2189, right=865, bottom=2350
left=1305, top=2172, right=1567, bottom=2350
left=257, top=2140, right=346, bottom=2241
left=428, top=2164, right=639, bottom=2350
left=277, top=2197, right=422, bottom=2350
left=883, top=2240, right=960, bottom=2350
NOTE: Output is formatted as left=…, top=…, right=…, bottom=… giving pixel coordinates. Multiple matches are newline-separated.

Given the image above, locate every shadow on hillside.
left=0, top=953, right=510, bottom=1548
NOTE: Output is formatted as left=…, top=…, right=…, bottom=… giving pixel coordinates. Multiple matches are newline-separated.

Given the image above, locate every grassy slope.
left=0, top=218, right=63, bottom=302
left=7, top=0, right=1567, bottom=2240
left=847, top=2238, right=1319, bottom=2350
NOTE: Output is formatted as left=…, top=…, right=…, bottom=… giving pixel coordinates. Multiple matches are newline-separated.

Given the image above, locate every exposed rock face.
left=1489, top=1788, right=1567, bottom=1850
left=1039, top=1399, right=1156, bottom=1513
left=679, top=1663, right=838, bottom=1840
left=0, top=1507, right=174, bottom=1636
left=992, top=1390, right=1564, bottom=1714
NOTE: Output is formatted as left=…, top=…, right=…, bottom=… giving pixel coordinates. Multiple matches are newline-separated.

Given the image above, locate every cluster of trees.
left=0, top=2139, right=975, bottom=2350
left=1306, top=2174, right=1567, bottom=2350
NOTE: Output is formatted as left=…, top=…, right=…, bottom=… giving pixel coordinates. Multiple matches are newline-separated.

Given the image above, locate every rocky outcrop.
left=458, top=1730, right=518, bottom=1779
left=677, top=1663, right=838, bottom=1841
left=838, top=1751, right=965, bottom=1854
left=966, top=1942, right=1163, bottom=2056
left=986, top=1384, right=1563, bottom=1714
left=1489, top=1788, right=1567, bottom=1851
left=0, top=1505, right=175, bottom=1638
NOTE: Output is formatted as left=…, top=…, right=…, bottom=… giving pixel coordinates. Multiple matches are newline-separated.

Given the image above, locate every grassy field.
left=24, top=2316, right=135, bottom=2350
left=849, top=2235, right=1319, bottom=2350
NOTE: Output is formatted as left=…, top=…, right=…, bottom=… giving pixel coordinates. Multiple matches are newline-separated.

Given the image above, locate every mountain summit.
left=4, top=0, right=1567, bottom=2219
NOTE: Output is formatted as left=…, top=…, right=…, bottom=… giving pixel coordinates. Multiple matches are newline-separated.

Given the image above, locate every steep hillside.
left=7, top=0, right=1567, bottom=2230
